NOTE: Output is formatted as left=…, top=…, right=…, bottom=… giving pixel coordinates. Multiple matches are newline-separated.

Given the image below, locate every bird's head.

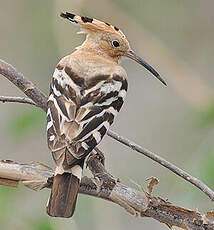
left=60, top=12, right=166, bottom=86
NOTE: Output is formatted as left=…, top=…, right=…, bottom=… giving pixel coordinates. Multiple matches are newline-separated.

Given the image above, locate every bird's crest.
left=60, top=12, right=166, bottom=85
left=60, top=12, right=126, bottom=38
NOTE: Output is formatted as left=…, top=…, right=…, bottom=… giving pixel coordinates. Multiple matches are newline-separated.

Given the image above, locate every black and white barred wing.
left=47, top=66, right=81, bottom=165
left=71, top=73, right=128, bottom=159
left=47, top=66, right=128, bottom=166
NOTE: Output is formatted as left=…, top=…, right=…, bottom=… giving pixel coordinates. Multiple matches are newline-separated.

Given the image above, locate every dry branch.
left=0, top=58, right=213, bottom=201
left=0, top=96, right=37, bottom=106
left=0, top=59, right=47, bottom=111
left=0, top=58, right=214, bottom=229
left=108, top=130, right=214, bottom=201
left=0, top=159, right=213, bottom=230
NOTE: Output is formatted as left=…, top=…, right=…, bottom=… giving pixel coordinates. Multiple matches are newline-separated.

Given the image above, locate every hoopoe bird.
left=46, top=12, right=166, bottom=218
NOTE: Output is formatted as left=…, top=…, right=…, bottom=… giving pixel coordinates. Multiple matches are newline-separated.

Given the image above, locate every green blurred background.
left=0, top=0, right=214, bottom=229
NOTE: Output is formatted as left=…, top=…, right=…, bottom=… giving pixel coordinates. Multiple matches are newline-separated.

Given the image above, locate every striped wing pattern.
left=47, top=65, right=128, bottom=169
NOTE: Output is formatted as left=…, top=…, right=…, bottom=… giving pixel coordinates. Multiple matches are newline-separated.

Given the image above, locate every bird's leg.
left=85, top=151, right=103, bottom=194
left=86, top=148, right=114, bottom=195
left=86, top=147, right=105, bottom=168
left=94, top=147, right=105, bottom=166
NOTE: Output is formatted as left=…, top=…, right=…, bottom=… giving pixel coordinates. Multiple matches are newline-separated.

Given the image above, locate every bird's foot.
left=94, top=147, right=105, bottom=166
left=86, top=148, right=105, bottom=168
left=91, top=176, right=104, bottom=195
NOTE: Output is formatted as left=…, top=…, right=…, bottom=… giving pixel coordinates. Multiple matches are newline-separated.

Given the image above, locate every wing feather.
left=47, top=65, right=128, bottom=167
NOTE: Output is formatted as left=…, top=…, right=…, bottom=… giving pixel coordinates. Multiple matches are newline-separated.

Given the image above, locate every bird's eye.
left=112, top=40, right=120, bottom=48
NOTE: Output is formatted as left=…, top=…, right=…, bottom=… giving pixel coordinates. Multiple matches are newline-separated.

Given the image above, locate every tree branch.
left=0, top=159, right=213, bottom=229
left=0, top=58, right=213, bottom=201
left=107, top=130, right=214, bottom=201
left=0, top=58, right=214, bottom=228
left=0, top=59, right=47, bottom=111
left=0, top=96, right=37, bottom=106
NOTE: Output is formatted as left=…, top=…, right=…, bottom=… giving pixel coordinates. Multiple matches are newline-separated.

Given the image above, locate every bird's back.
left=47, top=49, right=128, bottom=169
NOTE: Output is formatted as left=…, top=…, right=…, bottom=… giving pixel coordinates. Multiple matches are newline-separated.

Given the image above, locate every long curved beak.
left=125, top=50, right=167, bottom=86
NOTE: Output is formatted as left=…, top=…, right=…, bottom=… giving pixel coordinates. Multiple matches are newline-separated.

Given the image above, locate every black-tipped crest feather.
left=60, top=12, right=77, bottom=23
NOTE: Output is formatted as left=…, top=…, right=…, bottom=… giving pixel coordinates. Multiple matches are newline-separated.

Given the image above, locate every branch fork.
left=0, top=59, right=214, bottom=229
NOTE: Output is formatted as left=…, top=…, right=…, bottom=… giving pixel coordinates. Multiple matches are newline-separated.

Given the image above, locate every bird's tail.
left=47, top=165, right=82, bottom=218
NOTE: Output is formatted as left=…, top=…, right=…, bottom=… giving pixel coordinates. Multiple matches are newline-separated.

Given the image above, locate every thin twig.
left=0, top=96, right=37, bottom=106
left=107, top=130, right=214, bottom=201
left=0, top=58, right=214, bottom=202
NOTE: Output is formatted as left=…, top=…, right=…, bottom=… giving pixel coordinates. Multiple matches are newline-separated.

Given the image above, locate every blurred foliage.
left=0, top=186, right=16, bottom=219
left=73, top=195, right=95, bottom=229
left=29, top=218, right=54, bottom=230
left=198, top=103, right=214, bottom=127
left=7, top=107, right=45, bottom=140
left=111, top=0, right=189, bottom=42
left=196, top=103, right=214, bottom=188
left=200, top=151, right=214, bottom=188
